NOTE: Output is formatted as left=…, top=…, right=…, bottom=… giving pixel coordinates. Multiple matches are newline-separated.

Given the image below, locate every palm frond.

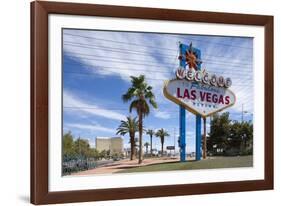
left=129, top=100, right=140, bottom=114
left=146, top=129, right=154, bottom=136
left=122, top=87, right=136, bottom=102
left=116, top=116, right=139, bottom=135
left=149, top=98, right=158, bottom=109
left=155, top=128, right=170, bottom=138
left=142, top=100, right=150, bottom=117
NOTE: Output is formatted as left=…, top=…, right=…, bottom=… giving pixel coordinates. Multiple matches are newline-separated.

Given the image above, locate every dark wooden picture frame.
left=31, top=1, right=274, bottom=204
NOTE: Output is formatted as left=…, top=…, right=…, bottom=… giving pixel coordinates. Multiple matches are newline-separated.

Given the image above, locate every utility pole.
left=209, top=115, right=212, bottom=133
left=174, top=127, right=176, bottom=155
left=241, top=104, right=248, bottom=123
left=242, top=104, right=244, bottom=122
left=78, top=136, right=81, bottom=163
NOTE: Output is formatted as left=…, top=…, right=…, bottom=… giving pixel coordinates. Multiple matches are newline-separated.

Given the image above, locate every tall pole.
left=242, top=104, right=244, bottom=122
left=195, top=116, right=202, bottom=160
left=78, top=136, right=81, bottom=161
left=195, top=45, right=202, bottom=161
left=174, top=127, right=176, bottom=155
left=179, top=43, right=186, bottom=162
left=203, top=117, right=207, bottom=159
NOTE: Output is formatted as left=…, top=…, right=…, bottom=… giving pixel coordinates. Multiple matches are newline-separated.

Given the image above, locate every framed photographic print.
left=30, top=1, right=274, bottom=204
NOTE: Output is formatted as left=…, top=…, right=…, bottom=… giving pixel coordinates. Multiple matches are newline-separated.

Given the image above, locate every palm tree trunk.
left=130, top=135, right=134, bottom=160
left=150, top=135, right=152, bottom=157
left=161, top=137, right=164, bottom=156
left=138, top=111, right=143, bottom=164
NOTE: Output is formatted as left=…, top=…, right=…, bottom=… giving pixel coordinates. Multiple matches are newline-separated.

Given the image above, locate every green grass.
left=116, top=155, right=253, bottom=173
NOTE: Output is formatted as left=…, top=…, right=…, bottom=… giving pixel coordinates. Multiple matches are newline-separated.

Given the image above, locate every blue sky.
left=62, top=29, right=253, bottom=153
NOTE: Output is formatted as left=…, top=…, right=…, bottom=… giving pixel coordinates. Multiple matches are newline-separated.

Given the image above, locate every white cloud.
left=64, top=122, right=116, bottom=134
left=63, top=30, right=178, bottom=106
left=154, top=110, right=171, bottom=119
left=63, top=90, right=126, bottom=121
left=63, top=31, right=175, bottom=84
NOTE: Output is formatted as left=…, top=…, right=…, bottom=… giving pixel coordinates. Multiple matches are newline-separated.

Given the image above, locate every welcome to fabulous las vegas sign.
left=163, top=67, right=236, bottom=117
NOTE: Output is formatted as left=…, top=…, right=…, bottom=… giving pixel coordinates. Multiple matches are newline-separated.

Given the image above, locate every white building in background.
left=95, top=137, right=123, bottom=155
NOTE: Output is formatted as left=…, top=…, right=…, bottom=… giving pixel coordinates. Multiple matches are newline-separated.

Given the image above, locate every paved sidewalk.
left=71, top=157, right=180, bottom=175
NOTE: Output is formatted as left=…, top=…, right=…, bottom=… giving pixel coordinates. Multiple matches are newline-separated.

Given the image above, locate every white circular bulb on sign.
left=202, top=73, right=209, bottom=84
left=186, top=70, right=194, bottom=81
left=225, top=77, right=232, bottom=88
left=210, top=74, right=217, bottom=86
left=194, top=71, right=202, bottom=82
left=176, top=69, right=186, bottom=79
left=218, top=76, right=225, bottom=87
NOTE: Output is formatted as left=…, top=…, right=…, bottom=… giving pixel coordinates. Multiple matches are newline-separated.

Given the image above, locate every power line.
left=64, top=106, right=253, bottom=116
left=64, top=106, right=179, bottom=112
left=66, top=52, right=175, bottom=66
left=64, top=33, right=177, bottom=51
left=63, top=61, right=254, bottom=78
left=63, top=33, right=253, bottom=50
left=63, top=70, right=254, bottom=86
left=165, top=35, right=253, bottom=50
left=64, top=43, right=176, bottom=58
left=63, top=60, right=254, bottom=80
left=69, top=56, right=172, bottom=68
left=64, top=55, right=253, bottom=71
left=63, top=62, right=254, bottom=79
left=65, top=44, right=253, bottom=65
left=61, top=62, right=253, bottom=81
left=65, top=50, right=253, bottom=68
left=64, top=41, right=253, bottom=65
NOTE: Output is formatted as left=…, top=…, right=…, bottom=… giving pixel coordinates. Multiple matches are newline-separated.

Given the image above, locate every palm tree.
left=146, top=129, right=154, bottom=156
left=155, top=128, right=170, bottom=156
left=122, top=75, right=158, bottom=164
left=144, top=142, right=150, bottom=154
left=116, top=116, right=139, bottom=160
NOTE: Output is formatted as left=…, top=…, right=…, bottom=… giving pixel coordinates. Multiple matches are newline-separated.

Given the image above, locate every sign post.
left=179, top=43, right=186, bottom=162
left=196, top=115, right=202, bottom=160
left=179, top=43, right=203, bottom=162
left=203, top=117, right=207, bottom=159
